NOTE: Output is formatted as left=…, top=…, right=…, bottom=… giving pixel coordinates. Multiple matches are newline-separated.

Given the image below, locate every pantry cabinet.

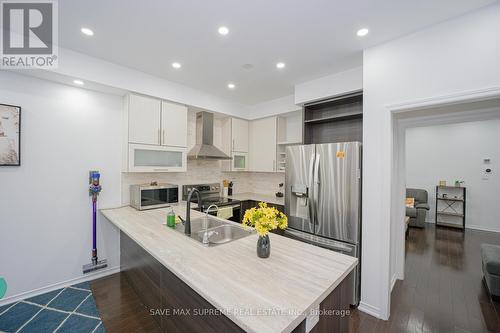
left=249, top=116, right=277, bottom=172
left=124, top=94, right=188, bottom=172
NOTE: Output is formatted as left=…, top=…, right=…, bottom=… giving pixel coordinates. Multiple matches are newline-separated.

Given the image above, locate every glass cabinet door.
left=232, top=152, right=248, bottom=171
left=129, top=144, right=187, bottom=172
left=134, top=149, right=182, bottom=167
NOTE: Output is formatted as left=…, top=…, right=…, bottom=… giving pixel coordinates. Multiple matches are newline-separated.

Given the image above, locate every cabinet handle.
left=162, top=129, right=166, bottom=145
left=273, top=160, right=276, bottom=172
left=153, top=168, right=170, bottom=172
left=158, top=129, right=161, bottom=145
left=232, top=139, right=235, bottom=151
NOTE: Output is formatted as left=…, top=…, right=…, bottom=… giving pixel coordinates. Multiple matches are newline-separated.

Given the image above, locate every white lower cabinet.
left=128, top=144, right=187, bottom=172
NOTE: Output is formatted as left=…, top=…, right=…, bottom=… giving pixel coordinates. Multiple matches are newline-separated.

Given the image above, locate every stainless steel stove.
left=182, top=183, right=241, bottom=222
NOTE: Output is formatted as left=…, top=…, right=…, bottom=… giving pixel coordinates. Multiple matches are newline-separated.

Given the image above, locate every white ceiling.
left=59, top=0, right=495, bottom=105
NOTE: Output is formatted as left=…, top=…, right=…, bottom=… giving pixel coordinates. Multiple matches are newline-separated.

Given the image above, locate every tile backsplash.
left=226, top=172, right=285, bottom=196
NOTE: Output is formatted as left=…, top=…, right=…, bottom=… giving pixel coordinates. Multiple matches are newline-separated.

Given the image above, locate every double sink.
left=173, top=215, right=254, bottom=246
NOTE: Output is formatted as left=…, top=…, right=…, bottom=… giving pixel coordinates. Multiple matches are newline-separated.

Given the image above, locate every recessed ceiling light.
left=171, top=62, right=181, bottom=69
left=218, top=26, right=229, bottom=35
left=276, top=62, right=286, bottom=69
left=227, top=83, right=235, bottom=89
left=357, top=28, right=369, bottom=37
left=73, top=79, right=84, bottom=85
left=80, top=27, right=94, bottom=36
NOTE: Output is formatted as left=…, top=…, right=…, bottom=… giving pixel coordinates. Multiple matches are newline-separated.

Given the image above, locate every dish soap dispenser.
left=167, top=208, right=176, bottom=228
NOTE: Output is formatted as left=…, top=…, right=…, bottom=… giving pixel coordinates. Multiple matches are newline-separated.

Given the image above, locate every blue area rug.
left=0, top=283, right=105, bottom=333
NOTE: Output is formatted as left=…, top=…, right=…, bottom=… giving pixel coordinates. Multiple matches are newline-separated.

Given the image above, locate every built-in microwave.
left=130, top=183, right=178, bottom=210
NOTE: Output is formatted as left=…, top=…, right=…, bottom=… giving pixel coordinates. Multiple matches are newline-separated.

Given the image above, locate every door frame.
left=381, top=86, right=500, bottom=320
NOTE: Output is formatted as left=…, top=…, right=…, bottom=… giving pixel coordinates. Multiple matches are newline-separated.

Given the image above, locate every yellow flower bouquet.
left=242, top=202, right=288, bottom=258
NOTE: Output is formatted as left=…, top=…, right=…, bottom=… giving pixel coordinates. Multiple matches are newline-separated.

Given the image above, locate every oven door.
left=206, top=204, right=241, bottom=223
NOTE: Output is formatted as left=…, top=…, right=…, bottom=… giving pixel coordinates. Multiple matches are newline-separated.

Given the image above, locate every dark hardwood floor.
left=350, top=225, right=500, bottom=333
left=91, top=273, right=161, bottom=333
left=91, top=225, right=500, bottom=333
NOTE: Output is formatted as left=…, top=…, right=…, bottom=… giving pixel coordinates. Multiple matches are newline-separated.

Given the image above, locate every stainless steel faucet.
left=185, top=188, right=203, bottom=235
left=205, top=204, right=219, bottom=218
left=202, top=204, right=219, bottom=245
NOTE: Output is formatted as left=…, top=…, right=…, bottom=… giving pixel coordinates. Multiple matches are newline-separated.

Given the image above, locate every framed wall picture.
left=0, top=104, right=21, bottom=166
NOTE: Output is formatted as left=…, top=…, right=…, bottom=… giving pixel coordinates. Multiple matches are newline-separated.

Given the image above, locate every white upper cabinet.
left=128, top=144, right=186, bottom=173
left=124, top=94, right=188, bottom=172
left=249, top=116, right=277, bottom=172
left=221, top=117, right=249, bottom=172
left=128, top=94, right=161, bottom=145
left=161, top=101, right=188, bottom=147
left=231, top=118, right=249, bottom=152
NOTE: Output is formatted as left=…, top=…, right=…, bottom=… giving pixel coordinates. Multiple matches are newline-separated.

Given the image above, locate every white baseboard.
left=425, top=220, right=500, bottom=234
left=390, top=274, right=398, bottom=292
left=358, top=301, right=381, bottom=319
left=0, top=266, right=120, bottom=307
left=466, top=224, right=500, bottom=234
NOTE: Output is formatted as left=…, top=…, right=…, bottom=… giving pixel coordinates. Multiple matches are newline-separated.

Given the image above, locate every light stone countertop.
left=227, top=192, right=285, bottom=206
left=100, top=204, right=357, bottom=333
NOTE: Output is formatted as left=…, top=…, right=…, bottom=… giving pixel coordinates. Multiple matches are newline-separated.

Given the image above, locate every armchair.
left=406, top=188, right=430, bottom=228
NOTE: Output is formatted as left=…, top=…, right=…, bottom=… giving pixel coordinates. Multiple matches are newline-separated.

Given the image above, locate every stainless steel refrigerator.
left=285, top=142, right=361, bottom=305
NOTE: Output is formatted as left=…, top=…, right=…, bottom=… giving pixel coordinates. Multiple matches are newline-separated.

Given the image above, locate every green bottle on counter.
left=167, top=208, right=176, bottom=228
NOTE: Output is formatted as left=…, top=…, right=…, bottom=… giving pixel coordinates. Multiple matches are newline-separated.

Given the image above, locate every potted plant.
left=242, top=202, right=288, bottom=258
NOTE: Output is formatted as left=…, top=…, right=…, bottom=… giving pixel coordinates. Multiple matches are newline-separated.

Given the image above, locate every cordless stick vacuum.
left=83, top=170, right=108, bottom=274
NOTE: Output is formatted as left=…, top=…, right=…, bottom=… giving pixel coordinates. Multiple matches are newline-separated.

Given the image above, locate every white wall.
left=406, top=119, right=500, bottom=231
left=37, top=48, right=360, bottom=121
left=363, top=3, right=500, bottom=319
left=294, top=67, right=363, bottom=105
left=246, top=95, right=301, bottom=120
left=0, top=71, right=122, bottom=305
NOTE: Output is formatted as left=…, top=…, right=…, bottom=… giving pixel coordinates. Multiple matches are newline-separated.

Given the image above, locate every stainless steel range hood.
left=188, top=111, right=232, bottom=160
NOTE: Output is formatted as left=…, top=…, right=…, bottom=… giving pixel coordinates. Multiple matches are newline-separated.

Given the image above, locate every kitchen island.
left=101, top=204, right=357, bottom=333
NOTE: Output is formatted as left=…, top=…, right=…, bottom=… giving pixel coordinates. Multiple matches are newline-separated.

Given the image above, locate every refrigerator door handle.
left=317, top=240, right=353, bottom=253
left=308, top=153, right=316, bottom=224
left=285, top=229, right=354, bottom=253
left=313, top=153, right=320, bottom=224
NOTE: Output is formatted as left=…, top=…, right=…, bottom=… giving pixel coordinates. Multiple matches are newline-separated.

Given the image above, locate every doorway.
left=388, top=95, right=500, bottom=330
